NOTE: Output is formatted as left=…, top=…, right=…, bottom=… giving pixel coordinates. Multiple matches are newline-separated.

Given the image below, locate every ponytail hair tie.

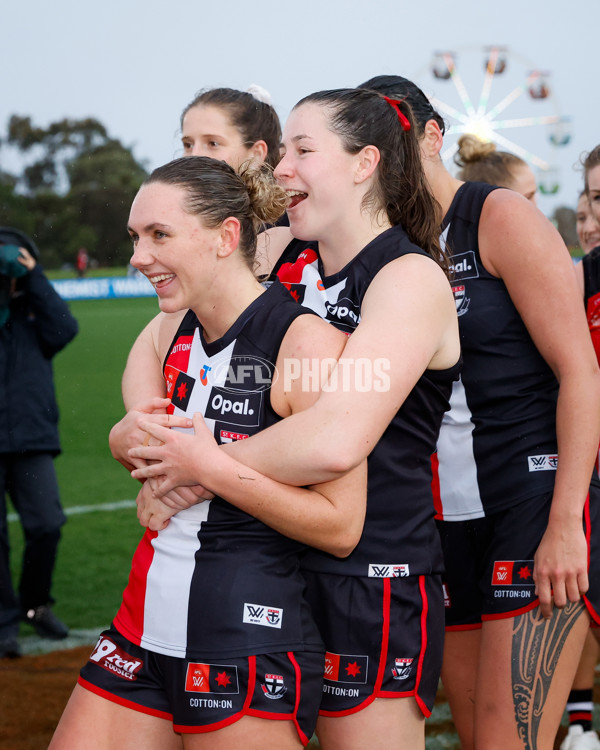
left=383, top=96, right=411, bottom=132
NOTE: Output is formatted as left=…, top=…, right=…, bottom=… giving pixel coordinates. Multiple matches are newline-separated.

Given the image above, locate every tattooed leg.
left=511, top=602, right=586, bottom=749
left=475, top=604, right=589, bottom=750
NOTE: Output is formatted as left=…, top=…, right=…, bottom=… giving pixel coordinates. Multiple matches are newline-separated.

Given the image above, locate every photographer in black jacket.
left=0, top=228, right=78, bottom=657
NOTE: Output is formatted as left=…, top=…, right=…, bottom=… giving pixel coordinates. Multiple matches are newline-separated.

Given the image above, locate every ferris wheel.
left=416, top=45, right=571, bottom=195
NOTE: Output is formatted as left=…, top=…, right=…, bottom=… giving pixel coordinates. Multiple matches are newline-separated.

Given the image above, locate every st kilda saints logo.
left=452, top=284, right=470, bottom=317
left=391, top=657, right=414, bottom=681
left=261, top=673, right=287, bottom=700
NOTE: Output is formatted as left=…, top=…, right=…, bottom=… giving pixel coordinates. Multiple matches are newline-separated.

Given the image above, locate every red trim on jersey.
left=166, top=334, right=194, bottom=372
left=431, top=452, right=443, bottom=519
left=114, top=529, right=158, bottom=644
left=78, top=676, right=173, bottom=721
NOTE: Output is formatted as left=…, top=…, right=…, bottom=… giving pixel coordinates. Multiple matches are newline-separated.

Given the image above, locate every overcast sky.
left=2, top=0, right=597, bottom=217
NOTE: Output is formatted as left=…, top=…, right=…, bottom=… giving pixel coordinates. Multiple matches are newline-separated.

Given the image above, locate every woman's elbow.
left=312, top=441, right=365, bottom=478
left=322, top=523, right=363, bottom=559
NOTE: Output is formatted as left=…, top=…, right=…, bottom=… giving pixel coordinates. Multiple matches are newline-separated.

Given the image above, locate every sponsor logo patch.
left=324, top=652, right=368, bottom=684
left=243, top=602, right=283, bottom=629
left=89, top=636, right=143, bottom=681
left=391, top=657, right=414, bottom=681
left=449, top=251, right=479, bottom=281
left=185, top=663, right=240, bottom=693
left=368, top=563, right=410, bottom=578
left=205, top=390, right=262, bottom=427
left=261, top=673, right=287, bottom=700
left=219, top=430, right=249, bottom=443
left=528, top=454, right=558, bottom=472
left=491, top=560, right=535, bottom=586
left=199, top=364, right=212, bottom=386
left=324, top=296, right=361, bottom=332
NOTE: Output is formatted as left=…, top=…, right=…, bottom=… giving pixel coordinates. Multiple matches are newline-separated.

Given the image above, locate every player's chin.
left=157, top=297, right=184, bottom=315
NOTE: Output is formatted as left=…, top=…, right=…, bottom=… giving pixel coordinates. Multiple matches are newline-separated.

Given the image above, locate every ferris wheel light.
left=462, top=117, right=495, bottom=142
left=422, top=45, right=566, bottom=195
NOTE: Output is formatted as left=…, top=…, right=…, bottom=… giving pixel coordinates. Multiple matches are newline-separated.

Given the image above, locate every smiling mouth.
left=148, top=273, right=175, bottom=287
left=287, top=190, right=307, bottom=209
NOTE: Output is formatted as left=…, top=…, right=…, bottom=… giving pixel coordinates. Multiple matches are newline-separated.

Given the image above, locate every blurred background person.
left=75, top=247, right=89, bottom=278
left=454, top=133, right=538, bottom=203
left=0, top=227, right=78, bottom=658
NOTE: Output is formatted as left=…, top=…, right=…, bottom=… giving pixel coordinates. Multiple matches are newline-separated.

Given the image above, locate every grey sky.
left=2, top=0, right=597, bottom=217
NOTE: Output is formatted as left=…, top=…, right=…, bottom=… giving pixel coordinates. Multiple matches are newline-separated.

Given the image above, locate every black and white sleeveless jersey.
left=432, top=182, right=560, bottom=521
left=114, top=281, right=324, bottom=659
left=276, top=225, right=460, bottom=578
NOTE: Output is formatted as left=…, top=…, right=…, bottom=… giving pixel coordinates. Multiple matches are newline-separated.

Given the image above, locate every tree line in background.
left=0, top=115, right=148, bottom=269
left=0, top=114, right=582, bottom=269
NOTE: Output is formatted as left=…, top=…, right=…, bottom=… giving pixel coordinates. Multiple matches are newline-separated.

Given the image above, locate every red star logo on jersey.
left=215, top=672, right=231, bottom=688
left=177, top=382, right=188, bottom=400
left=345, top=661, right=361, bottom=678
left=518, top=565, right=533, bottom=580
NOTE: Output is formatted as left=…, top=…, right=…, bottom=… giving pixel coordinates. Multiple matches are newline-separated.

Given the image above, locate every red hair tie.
left=383, top=96, right=411, bottom=132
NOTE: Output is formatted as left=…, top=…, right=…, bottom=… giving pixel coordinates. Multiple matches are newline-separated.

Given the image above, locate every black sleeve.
left=20, top=266, right=79, bottom=357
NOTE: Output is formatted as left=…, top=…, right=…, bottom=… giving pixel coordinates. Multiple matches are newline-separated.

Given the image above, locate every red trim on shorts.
left=481, top=598, right=539, bottom=621
left=319, top=579, right=393, bottom=718
left=583, top=595, right=600, bottom=626
left=380, top=688, right=419, bottom=700
left=246, top=656, right=256, bottom=710
left=445, top=622, right=482, bottom=632
left=289, top=651, right=310, bottom=746
left=245, top=654, right=310, bottom=746
left=375, top=578, right=392, bottom=693
left=379, top=576, right=432, bottom=717
left=78, top=675, right=173, bottom=721
left=584, top=493, right=591, bottom=567
left=414, top=576, right=431, bottom=718
left=582, top=492, right=600, bottom=626
left=175, top=714, right=245, bottom=734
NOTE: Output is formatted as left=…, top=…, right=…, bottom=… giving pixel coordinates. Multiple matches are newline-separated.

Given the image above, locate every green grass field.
left=8, top=295, right=160, bottom=630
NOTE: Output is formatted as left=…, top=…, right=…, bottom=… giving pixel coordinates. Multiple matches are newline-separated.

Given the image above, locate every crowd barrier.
left=51, top=276, right=154, bottom=300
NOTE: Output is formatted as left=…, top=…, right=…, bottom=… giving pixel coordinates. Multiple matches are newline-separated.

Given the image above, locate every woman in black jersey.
left=357, top=76, right=600, bottom=750
left=50, top=157, right=367, bottom=750
left=126, top=89, right=461, bottom=750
